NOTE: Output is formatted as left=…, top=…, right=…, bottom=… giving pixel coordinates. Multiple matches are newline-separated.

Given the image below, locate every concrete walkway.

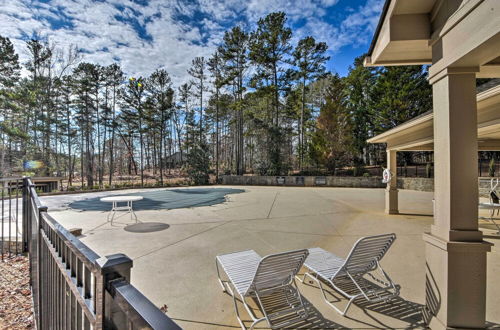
left=45, top=186, right=500, bottom=329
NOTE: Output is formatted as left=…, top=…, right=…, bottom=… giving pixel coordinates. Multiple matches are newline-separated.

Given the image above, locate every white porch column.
left=385, top=149, right=398, bottom=214
left=424, top=68, right=492, bottom=329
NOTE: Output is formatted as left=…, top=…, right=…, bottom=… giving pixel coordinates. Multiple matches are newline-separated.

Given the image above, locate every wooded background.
left=0, top=12, right=497, bottom=188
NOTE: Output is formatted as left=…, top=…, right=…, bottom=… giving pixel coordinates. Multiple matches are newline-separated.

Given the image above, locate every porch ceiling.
left=364, top=0, right=500, bottom=79
left=367, top=84, right=500, bottom=151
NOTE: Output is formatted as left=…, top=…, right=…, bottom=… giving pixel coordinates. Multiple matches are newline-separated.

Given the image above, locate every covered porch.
left=364, top=0, right=500, bottom=328
left=368, top=82, right=500, bottom=215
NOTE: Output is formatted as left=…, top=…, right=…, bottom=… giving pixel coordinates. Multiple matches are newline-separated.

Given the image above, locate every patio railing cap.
left=96, top=253, right=133, bottom=275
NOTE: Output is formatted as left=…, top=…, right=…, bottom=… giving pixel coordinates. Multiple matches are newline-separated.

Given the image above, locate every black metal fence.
left=1, top=177, right=180, bottom=330
left=1, top=177, right=22, bottom=259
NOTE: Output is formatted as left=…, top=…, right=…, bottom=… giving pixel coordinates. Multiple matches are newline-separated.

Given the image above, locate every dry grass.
left=0, top=255, right=34, bottom=329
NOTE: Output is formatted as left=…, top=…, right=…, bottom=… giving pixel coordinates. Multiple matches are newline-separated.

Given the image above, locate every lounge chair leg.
left=304, top=275, right=357, bottom=316
left=231, top=292, right=266, bottom=330
left=291, top=279, right=310, bottom=320
left=295, top=271, right=315, bottom=285
left=317, top=280, right=345, bottom=315
left=215, top=259, right=227, bottom=292
left=249, top=318, right=266, bottom=330
left=298, top=273, right=343, bottom=314
left=232, top=293, right=247, bottom=330
left=342, top=297, right=356, bottom=316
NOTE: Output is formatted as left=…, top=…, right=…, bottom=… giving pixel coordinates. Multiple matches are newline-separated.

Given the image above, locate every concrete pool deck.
left=42, top=186, right=500, bottom=329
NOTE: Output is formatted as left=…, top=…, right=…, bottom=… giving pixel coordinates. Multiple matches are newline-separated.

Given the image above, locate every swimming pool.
left=68, top=188, right=245, bottom=211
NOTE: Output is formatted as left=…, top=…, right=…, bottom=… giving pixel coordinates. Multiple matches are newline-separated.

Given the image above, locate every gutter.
left=366, top=0, right=391, bottom=57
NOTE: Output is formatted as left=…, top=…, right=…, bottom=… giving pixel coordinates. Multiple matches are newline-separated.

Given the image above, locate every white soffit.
left=365, top=0, right=436, bottom=66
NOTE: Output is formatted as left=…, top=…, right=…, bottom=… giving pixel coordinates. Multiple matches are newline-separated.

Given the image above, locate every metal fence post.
left=37, top=205, right=47, bottom=329
left=95, top=253, right=133, bottom=329
left=22, top=177, right=29, bottom=253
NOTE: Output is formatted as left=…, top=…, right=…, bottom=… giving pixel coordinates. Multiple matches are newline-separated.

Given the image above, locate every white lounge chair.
left=216, top=249, right=309, bottom=329
left=297, top=233, right=400, bottom=316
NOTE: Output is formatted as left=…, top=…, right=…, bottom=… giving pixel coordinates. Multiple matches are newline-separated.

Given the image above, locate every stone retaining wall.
left=397, top=177, right=434, bottom=192
left=221, top=175, right=386, bottom=188
left=221, top=175, right=492, bottom=197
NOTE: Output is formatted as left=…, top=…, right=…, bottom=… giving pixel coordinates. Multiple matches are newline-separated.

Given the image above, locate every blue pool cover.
left=69, top=188, right=245, bottom=211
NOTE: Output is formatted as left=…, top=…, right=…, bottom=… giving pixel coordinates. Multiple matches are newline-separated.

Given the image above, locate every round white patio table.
left=100, top=196, right=143, bottom=224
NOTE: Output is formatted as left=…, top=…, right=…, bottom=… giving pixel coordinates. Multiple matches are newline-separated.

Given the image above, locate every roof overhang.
left=364, top=0, right=435, bottom=67
left=365, top=0, right=500, bottom=79
left=368, top=85, right=500, bottom=151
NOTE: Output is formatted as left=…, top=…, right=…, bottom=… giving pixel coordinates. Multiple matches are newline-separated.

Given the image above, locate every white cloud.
left=244, top=0, right=339, bottom=22
left=0, top=0, right=383, bottom=84
left=0, top=0, right=219, bottom=84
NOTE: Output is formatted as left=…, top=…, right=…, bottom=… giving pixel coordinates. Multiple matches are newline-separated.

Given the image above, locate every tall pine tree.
left=292, top=36, right=329, bottom=170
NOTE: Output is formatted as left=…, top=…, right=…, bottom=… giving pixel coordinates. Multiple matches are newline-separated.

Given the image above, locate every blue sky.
left=0, top=0, right=384, bottom=84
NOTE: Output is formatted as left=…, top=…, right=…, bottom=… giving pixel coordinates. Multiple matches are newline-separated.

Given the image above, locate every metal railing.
left=1, top=177, right=22, bottom=259
left=0, top=177, right=181, bottom=329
